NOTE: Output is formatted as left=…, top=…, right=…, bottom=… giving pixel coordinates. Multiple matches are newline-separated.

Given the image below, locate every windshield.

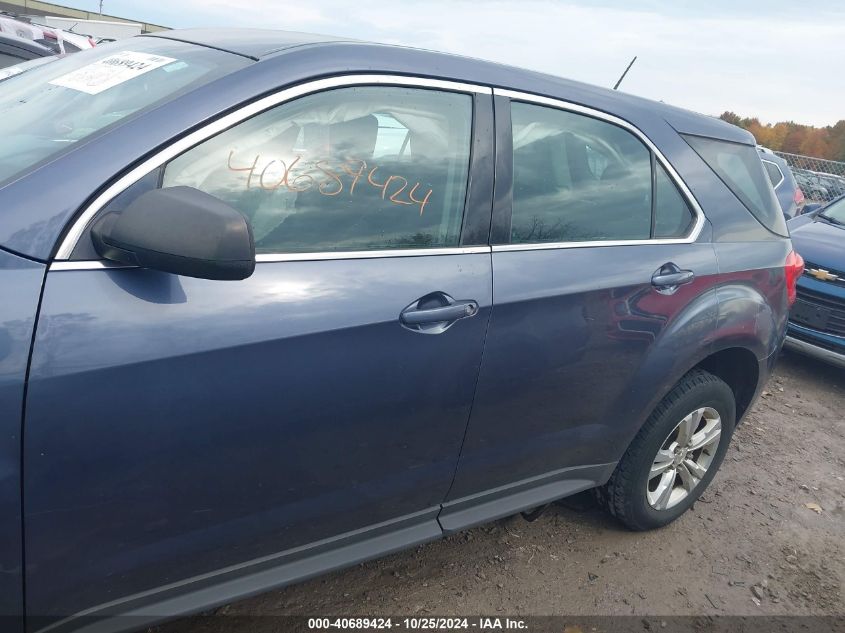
left=820, top=197, right=845, bottom=224
left=0, top=37, right=249, bottom=187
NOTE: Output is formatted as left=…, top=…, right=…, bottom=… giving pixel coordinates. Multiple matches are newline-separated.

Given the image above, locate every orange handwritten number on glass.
left=408, top=182, right=433, bottom=216
left=227, top=150, right=260, bottom=189
left=341, top=159, right=367, bottom=195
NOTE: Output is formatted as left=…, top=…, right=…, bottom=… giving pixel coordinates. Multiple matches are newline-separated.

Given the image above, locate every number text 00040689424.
left=227, top=151, right=434, bottom=216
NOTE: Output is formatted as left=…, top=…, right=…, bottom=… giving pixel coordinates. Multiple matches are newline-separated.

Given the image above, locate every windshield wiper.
left=818, top=212, right=845, bottom=227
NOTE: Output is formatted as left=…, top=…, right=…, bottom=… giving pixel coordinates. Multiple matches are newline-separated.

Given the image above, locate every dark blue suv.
left=0, top=30, right=800, bottom=633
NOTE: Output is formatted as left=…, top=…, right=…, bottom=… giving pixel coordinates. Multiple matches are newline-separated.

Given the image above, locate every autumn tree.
left=718, top=113, right=845, bottom=161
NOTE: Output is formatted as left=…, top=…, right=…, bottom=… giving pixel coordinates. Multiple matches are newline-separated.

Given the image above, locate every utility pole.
left=613, top=56, right=637, bottom=90
left=99, top=0, right=104, bottom=14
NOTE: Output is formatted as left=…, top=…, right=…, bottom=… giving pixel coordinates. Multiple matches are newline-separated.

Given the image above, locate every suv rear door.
left=24, top=79, right=494, bottom=620
left=443, top=92, right=720, bottom=517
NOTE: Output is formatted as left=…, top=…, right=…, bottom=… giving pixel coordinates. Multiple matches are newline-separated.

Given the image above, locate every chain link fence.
left=773, top=151, right=845, bottom=204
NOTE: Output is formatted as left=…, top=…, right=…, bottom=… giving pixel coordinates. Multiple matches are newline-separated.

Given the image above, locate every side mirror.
left=91, top=186, right=255, bottom=281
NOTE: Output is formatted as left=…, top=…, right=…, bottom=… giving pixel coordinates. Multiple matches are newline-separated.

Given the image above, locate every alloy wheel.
left=646, top=407, right=722, bottom=510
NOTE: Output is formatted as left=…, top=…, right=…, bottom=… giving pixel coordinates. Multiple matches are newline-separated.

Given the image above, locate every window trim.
left=54, top=74, right=492, bottom=262
left=491, top=88, right=705, bottom=252
left=761, top=158, right=785, bottom=189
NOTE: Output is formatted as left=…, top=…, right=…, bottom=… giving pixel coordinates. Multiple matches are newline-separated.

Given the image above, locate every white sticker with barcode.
left=49, top=51, right=177, bottom=95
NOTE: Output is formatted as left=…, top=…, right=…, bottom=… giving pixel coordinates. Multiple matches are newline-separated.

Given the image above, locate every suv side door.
left=443, top=92, right=720, bottom=519
left=24, top=78, right=494, bottom=620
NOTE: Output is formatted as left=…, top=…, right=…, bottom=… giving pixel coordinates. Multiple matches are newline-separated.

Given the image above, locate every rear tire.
left=597, top=369, right=736, bottom=531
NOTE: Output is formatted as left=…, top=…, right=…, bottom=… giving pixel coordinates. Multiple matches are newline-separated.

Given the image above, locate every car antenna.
left=613, top=56, right=638, bottom=90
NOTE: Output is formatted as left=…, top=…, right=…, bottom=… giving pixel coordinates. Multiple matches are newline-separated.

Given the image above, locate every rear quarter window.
left=683, top=135, right=787, bottom=237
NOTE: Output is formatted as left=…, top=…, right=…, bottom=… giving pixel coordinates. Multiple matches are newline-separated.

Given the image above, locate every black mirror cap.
left=91, top=186, right=256, bottom=281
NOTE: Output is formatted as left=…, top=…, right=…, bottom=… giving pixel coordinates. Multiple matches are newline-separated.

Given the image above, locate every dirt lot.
left=159, top=350, right=844, bottom=630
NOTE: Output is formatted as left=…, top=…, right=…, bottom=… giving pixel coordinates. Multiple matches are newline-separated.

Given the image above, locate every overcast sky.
left=64, top=1, right=845, bottom=127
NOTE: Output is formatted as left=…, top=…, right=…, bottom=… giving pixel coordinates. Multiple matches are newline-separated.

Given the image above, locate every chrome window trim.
left=493, top=87, right=706, bottom=249
left=761, top=158, right=785, bottom=189
left=255, top=246, right=490, bottom=262
left=492, top=238, right=697, bottom=253
left=49, top=260, right=132, bottom=271
left=54, top=74, right=492, bottom=261
left=49, top=247, right=492, bottom=271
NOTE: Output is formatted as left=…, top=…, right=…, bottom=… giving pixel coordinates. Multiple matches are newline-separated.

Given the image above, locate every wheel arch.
left=694, top=346, right=760, bottom=422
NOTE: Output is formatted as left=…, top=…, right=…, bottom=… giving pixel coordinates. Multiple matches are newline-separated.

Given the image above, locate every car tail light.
left=88, top=37, right=96, bottom=47
left=794, top=187, right=805, bottom=208
left=785, top=250, right=804, bottom=307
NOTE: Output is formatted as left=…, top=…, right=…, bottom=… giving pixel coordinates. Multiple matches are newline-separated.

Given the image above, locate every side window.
left=160, top=86, right=473, bottom=253
left=653, top=163, right=694, bottom=238
left=510, top=102, right=652, bottom=243
left=762, top=160, right=783, bottom=187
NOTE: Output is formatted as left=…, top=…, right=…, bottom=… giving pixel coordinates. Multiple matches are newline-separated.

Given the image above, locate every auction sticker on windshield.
left=49, top=51, right=176, bottom=95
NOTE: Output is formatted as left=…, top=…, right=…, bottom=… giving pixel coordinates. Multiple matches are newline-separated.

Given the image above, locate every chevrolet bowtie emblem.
left=808, top=268, right=840, bottom=282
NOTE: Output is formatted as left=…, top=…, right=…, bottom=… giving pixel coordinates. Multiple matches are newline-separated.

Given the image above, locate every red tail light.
left=785, top=250, right=804, bottom=306
left=794, top=187, right=805, bottom=207
left=88, top=37, right=97, bottom=47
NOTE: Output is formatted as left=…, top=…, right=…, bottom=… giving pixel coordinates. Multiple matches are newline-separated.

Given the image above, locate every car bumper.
left=784, top=325, right=845, bottom=368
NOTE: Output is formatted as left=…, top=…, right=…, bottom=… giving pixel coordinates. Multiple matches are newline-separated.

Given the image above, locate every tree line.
left=719, top=112, right=845, bottom=162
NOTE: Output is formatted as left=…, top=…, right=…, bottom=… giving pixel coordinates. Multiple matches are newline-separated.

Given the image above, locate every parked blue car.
left=0, top=29, right=799, bottom=633
left=786, top=195, right=845, bottom=367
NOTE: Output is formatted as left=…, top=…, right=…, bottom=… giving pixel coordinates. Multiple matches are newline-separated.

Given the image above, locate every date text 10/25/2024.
left=227, top=151, right=435, bottom=216
left=307, top=618, right=528, bottom=630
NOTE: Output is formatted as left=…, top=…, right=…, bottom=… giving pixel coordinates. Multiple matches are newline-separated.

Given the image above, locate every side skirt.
left=35, top=462, right=615, bottom=633
left=438, top=462, right=616, bottom=533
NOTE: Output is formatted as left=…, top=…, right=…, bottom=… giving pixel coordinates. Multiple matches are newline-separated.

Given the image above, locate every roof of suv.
left=146, top=28, right=751, bottom=146
left=147, top=29, right=352, bottom=59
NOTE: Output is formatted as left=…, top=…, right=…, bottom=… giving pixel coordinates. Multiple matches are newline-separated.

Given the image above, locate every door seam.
left=19, top=263, right=50, bottom=633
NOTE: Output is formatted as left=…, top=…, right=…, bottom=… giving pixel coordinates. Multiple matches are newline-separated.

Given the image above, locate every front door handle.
left=401, top=302, right=478, bottom=325
left=400, top=292, right=479, bottom=334
left=652, top=263, right=695, bottom=294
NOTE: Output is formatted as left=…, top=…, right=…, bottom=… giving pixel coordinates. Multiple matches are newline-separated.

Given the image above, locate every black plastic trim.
left=489, top=94, right=513, bottom=245
left=460, top=92, right=495, bottom=246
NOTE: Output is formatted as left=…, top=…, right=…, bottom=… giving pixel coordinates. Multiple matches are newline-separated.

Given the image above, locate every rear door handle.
left=652, top=263, right=695, bottom=293
left=400, top=292, right=478, bottom=334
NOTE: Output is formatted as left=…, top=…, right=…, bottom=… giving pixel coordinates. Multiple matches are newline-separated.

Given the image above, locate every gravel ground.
left=158, top=350, right=844, bottom=630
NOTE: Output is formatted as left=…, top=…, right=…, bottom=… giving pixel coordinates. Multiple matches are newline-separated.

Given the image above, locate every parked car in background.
left=758, top=146, right=804, bottom=218
left=0, top=14, right=44, bottom=39
left=32, top=25, right=96, bottom=54
left=0, top=14, right=93, bottom=55
left=793, top=168, right=829, bottom=203
left=817, top=173, right=845, bottom=200
left=792, top=168, right=845, bottom=203
left=0, top=33, right=52, bottom=75
left=802, top=201, right=823, bottom=216
left=786, top=195, right=845, bottom=367
left=0, top=31, right=797, bottom=632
